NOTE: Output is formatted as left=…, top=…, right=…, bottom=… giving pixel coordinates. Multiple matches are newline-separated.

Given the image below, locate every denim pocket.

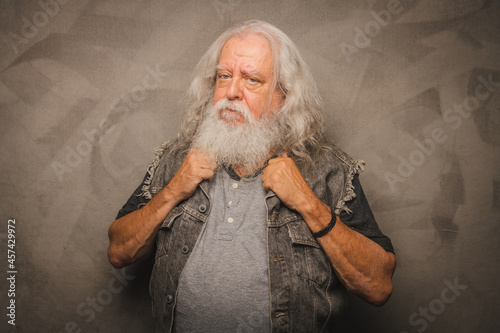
left=155, top=206, right=183, bottom=259
left=287, top=220, right=332, bottom=286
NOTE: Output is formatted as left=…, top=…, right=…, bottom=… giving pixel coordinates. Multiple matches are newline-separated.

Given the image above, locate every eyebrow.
left=215, top=65, right=265, bottom=80
left=215, top=65, right=229, bottom=72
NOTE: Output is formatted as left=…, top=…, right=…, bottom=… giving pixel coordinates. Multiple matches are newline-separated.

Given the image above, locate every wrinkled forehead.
left=218, top=34, right=274, bottom=76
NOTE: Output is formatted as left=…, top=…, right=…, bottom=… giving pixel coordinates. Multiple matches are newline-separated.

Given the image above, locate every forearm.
left=108, top=149, right=216, bottom=268
left=300, top=199, right=396, bottom=306
left=261, top=154, right=395, bottom=304
left=107, top=186, right=181, bottom=268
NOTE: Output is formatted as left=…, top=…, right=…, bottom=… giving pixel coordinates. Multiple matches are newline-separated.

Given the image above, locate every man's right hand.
left=165, top=149, right=216, bottom=202
left=107, top=149, right=215, bottom=268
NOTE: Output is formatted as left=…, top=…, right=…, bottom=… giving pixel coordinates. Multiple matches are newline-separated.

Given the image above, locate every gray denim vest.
left=142, top=140, right=365, bottom=333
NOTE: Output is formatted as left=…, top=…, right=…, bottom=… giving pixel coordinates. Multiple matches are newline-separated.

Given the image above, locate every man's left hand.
left=262, top=153, right=395, bottom=306
left=262, top=153, right=323, bottom=214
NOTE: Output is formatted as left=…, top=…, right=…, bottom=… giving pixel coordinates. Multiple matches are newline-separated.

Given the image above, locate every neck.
left=231, top=165, right=252, bottom=178
left=230, top=150, right=276, bottom=177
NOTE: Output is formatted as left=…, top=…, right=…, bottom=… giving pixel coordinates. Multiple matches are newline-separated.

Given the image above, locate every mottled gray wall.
left=0, top=0, right=499, bottom=332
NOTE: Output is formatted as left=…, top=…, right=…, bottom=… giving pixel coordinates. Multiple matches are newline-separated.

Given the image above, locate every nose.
left=226, top=77, right=242, bottom=100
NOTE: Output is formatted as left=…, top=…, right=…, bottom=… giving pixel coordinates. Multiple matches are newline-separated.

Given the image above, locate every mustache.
left=213, top=99, right=252, bottom=123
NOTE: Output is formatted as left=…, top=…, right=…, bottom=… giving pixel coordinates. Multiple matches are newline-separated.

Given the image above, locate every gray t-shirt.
left=173, top=168, right=271, bottom=333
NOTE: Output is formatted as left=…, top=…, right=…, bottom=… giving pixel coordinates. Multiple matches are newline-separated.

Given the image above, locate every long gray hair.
left=174, top=20, right=327, bottom=168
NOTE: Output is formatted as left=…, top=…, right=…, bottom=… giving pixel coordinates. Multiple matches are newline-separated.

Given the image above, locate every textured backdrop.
left=1, top=0, right=499, bottom=332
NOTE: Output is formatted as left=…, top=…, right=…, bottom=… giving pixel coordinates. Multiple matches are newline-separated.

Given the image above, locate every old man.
left=108, top=20, right=396, bottom=332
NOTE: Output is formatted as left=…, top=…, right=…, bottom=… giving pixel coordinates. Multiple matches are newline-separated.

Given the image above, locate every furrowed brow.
left=241, top=68, right=264, bottom=80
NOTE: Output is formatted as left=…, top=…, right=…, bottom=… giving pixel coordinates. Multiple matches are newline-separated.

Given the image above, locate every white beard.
left=191, top=98, right=283, bottom=173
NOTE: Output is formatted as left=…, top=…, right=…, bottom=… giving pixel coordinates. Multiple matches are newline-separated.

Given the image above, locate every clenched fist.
left=166, top=149, right=216, bottom=202
left=262, top=152, right=332, bottom=230
left=261, top=153, right=317, bottom=212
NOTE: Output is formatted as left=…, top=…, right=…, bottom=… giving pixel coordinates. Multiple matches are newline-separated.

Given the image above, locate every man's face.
left=213, top=34, right=282, bottom=125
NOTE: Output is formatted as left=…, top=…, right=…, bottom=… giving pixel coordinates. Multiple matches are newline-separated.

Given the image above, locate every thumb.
left=282, top=152, right=288, bottom=158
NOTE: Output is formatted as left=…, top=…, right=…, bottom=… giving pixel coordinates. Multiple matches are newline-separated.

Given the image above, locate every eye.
left=218, top=74, right=230, bottom=80
left=247, top=78, right=259, bottom=84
